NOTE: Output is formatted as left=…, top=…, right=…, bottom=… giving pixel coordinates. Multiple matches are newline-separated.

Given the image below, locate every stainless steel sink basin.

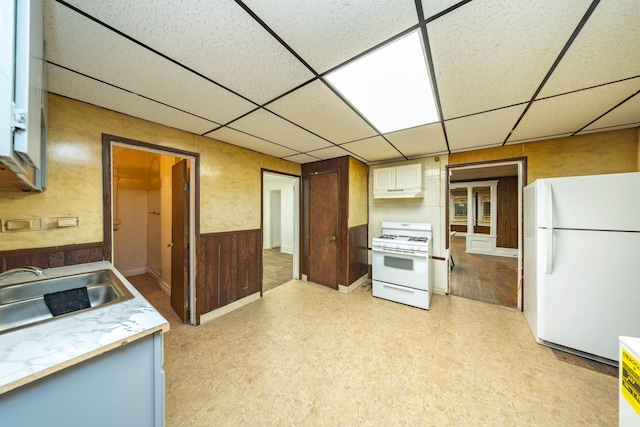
left=0, top=269, right=134, bottom=334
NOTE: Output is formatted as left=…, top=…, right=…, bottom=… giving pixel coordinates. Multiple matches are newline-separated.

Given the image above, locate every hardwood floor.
left=262, top=247, right=293, bottom=292
left=449, top=235, right=519, bottom=307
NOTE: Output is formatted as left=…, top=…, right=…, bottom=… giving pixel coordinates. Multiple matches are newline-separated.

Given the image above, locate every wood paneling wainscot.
left=348, top=224, right=369, bottom=284
left=496, top=176, right=518, bottom=249
left=0, top=243, right=105, bottom=272
left=197, top=229, right=261, bottom=316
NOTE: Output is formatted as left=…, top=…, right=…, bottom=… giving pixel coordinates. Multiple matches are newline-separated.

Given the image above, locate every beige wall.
left=0, top=94, right=300, bottom=252
left=348, top=156, right=368, bottom=227
left=449, top=128, right=639, bottom=183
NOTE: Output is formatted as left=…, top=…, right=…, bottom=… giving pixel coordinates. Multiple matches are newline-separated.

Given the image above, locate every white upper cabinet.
left=373, top=167, right=396, bottom=191
left=373, top=163, right=424, bottom=199
left=0, top=0, right=46, bottom=191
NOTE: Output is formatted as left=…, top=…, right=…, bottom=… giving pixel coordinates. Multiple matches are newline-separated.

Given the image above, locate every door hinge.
left=12, top=104, right=27, bottom=131
left=184, top=182, right=190, bottom=191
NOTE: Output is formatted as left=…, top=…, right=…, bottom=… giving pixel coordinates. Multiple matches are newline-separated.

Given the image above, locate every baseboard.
left=495, top=247, right=519, bottom=258
left=467, top=247, right=519, bottom=258
left=146, top=268, right=171, bottom=296
left=339, top=274, right=369, bottom=293
left=117, top=265, right=147, bottom=277
left=280, top=245, right=294, bottom=254
left=199, top=292, right=261, bottom=325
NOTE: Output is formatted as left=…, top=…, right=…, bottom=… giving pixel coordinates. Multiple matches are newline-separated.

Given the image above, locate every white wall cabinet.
left=0, top=0, right=46, bottom=191
left=373, top=163, right=423, bottom=198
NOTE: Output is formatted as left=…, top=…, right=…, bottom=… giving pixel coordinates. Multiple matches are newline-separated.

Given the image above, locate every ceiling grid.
left=43, top=0, right=639, bottom=164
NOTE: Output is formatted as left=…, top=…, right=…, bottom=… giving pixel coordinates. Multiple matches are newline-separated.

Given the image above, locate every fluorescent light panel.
left=326, top=31, right=439, bottom=134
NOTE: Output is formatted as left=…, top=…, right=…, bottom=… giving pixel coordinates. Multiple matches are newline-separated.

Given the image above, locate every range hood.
left=373, top=187, right=424, bottom=199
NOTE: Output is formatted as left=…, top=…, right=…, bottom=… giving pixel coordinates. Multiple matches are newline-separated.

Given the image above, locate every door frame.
left=261, top=170, right=300, bottom=292
left=101, top=134, right=199, bottom=325
left=445, top=157, right=527, bottom=310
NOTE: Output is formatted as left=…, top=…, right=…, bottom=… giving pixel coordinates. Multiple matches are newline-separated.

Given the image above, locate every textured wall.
left=0, top=94, right=300, bottom=251
left=449, top=128, right=638, bottom=183
left=348, top=156, right=368, bottom=227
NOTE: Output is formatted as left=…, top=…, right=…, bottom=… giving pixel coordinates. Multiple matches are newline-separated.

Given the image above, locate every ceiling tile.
left=340, top=137, right=404, bottom=163
left=384, top=123, right=448, bottom=157
left=421, top=0, right=467, bottom=20
left=281, top=153, right=321, bottom=164
left=47, top=64, right=218, bottom=135
left=61, top=0, right=314, bottom=104
left=228, top=109, right=332, bottom=153
left=266, top=80, right=377, bottom=144
left=242, top=0, right=418, bottom=74
left=44, top=1, right=256, bottom=126
left=306, top=145, right=355, bottom=161
left=205, top=128, right=298, bottom=159
left=539, top=0, right=640, bottom=97
left=446, top=105, right=526, bottom=151
left=428, top=0, right=592, bottom=119
left=581, top=92, right=640, bottom=133
left=508, top=79, right=640, bottom=142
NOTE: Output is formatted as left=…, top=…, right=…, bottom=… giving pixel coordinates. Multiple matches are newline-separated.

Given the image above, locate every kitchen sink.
left=0, top=269, right=134, bottom=334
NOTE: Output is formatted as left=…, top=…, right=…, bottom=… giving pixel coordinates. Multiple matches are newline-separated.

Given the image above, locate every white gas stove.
left=371, top=222, right=433, bottom=309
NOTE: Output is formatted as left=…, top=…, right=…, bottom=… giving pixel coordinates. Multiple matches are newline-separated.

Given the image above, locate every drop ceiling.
left=43, top=0, right=640, bottom=165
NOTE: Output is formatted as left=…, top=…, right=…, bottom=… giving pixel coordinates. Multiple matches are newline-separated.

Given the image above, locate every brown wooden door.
left=171, top=159, right=189, bottom=322
left=308, top=172, right=339, bottom=289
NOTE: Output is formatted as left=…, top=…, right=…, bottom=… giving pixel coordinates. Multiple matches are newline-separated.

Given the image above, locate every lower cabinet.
left=0, top=332, right=165, bottom=427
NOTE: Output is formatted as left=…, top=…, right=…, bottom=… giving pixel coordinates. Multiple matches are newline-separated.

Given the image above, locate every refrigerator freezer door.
left=536, top=172, right=640, bottom=232
left=537, top=228, right=640, bottom=362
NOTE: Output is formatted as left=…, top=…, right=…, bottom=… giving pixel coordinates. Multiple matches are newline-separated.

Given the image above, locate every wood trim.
left=101, top=133, right=201, bottom=322
left=101, top=137, right=112, bottom=261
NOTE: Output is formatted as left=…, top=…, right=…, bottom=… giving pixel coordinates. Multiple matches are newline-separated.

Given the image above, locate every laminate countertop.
left=0, top=261, right=169, bottom=395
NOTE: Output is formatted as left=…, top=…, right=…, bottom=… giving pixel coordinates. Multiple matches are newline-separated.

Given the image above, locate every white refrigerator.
left=524, top=172, right=640, bottom=363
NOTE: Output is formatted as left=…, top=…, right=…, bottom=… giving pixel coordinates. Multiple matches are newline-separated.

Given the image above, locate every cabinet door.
left=396, top=164, right=422, bottom=188
left=373, top=167, right=395, bottom=190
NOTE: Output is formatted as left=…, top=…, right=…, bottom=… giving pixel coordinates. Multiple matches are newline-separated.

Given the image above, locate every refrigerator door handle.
left=546, top=228, right=553, bottom=274
left=545, top=183, right=554, bottom=228
left=544, top=182, right=554, bottom=274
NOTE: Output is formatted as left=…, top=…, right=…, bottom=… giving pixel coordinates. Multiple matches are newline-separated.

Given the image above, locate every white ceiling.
left=43, top=0, right=640, bottom=165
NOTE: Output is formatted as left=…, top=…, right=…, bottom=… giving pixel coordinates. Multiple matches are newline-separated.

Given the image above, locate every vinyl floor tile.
left=128, top=274, right=618, bottom=426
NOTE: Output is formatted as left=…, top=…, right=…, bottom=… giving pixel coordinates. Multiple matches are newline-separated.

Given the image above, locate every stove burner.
left=408, top=236, right=428, bottom=242
left=378, top=234, right=398, bottom=240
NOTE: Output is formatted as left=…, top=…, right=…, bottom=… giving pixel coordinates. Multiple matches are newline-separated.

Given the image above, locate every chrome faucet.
left=0, top=266, right=44, bottom=282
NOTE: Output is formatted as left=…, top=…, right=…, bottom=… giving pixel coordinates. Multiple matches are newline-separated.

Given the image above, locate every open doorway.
left=446, top=159, right=525, bottom=309
left=103, top=135, right=198, bottom=325
left=262, top=171, right=299, bottom=292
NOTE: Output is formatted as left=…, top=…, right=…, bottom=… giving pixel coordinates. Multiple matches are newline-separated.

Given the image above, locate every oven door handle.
left=382, top=283, right=415, bottom=293
left=372, top=248, right=429, bottom=258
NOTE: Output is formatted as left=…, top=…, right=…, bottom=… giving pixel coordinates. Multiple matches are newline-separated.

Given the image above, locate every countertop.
left=0, top=261, right=169, bottom=395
